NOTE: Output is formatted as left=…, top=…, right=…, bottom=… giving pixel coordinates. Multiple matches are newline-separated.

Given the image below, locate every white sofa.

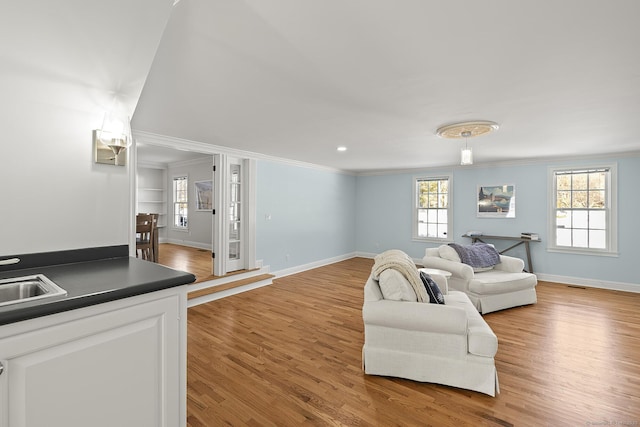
left=362, top=272, right=500, bottom=396
left=422, top=245, right=537, bottom=314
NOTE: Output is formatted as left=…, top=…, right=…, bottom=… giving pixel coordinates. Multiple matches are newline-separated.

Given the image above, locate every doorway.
left=133, top=139, right=256, bottom=280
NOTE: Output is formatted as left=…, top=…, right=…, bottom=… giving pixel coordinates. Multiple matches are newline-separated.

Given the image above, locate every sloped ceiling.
left=1, top=0, right=174, bottom=121
left=133, top=0, right=640, bottom=172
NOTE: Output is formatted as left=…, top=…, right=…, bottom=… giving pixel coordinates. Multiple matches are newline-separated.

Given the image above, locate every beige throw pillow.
left=378, top=269, right=417, bottom=302
left=438, top=245, right=461, bottom=262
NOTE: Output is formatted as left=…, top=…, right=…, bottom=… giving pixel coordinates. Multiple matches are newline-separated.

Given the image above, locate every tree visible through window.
left=173, top=176, right=188, bottom=228
left=552, top=167, right=614, bottom=251
left=415, top=176, right=450, bottom=240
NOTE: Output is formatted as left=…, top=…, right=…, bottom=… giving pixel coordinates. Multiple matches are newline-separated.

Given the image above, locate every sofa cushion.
left=378, top=269, right=417, bottom=302
left=445, top=292, right=498, bottom=357
left=468, top=271, right=538, bottom=295
left=420, top=272, right=445, bottom=304
left=439, top=244, right=461, bottom=262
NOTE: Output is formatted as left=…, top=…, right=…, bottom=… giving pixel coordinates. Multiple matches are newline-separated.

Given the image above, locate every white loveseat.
left=422, top=245, right=537, bottom=314
left=362, top=272, right=500, bottom=396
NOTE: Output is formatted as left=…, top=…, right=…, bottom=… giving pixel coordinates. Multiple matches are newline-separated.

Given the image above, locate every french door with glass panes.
left=226, top=159, right=243, bottom=272
left=212, top=155, right=255, bottom=275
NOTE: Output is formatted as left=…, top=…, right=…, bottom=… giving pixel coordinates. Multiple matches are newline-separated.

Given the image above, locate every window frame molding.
left=172, top=174, right=189, bottom=232
left=547, top=163, right=618, bottom=257
left=412, top=173, right=454, bottom=243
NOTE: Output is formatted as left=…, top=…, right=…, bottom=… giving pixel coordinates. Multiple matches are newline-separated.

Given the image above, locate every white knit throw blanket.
left=372, top=249, right=428, bottom=302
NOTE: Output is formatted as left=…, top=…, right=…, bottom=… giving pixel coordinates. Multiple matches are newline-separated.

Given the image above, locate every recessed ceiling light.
left=337, top=146, right=347, bottom=152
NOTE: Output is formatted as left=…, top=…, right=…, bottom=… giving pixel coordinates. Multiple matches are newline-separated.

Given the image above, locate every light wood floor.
left=157, top=243, right=219, bottom=283
left=186, top=257, right=640, bottom=426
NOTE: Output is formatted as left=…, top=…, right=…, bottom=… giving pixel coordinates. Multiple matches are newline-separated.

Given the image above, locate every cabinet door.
left=0, top=292, right=184, bottom=427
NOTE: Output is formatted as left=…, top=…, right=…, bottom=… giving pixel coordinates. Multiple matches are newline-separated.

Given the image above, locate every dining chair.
left=147, top=213, right=159, bottom=262
left=136, top=214, right=154, bottom=261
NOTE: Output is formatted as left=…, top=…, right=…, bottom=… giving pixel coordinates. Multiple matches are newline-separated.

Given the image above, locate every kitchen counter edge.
left=0, top=245, right=196, bottom=325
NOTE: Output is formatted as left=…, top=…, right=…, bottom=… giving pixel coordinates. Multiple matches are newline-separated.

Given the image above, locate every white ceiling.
left=2, top=0, right=174, bottom=124
left=137, top=142, right=211, bottom=165
left=130, top=1, right=640, bottom=171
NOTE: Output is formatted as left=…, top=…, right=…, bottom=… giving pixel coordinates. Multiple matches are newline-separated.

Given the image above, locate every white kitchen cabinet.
left=0, top=286, right=187, bottom=427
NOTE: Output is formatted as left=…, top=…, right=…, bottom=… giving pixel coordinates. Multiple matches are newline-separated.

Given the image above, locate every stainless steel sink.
left=0, top=274, right=67, bottom=311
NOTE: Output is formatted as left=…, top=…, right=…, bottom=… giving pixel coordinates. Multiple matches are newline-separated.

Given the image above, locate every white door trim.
left=133, top=134, right=256, bottom=276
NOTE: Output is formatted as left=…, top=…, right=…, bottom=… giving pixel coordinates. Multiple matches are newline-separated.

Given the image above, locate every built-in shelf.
left=137, top=168, right=167, bottom=229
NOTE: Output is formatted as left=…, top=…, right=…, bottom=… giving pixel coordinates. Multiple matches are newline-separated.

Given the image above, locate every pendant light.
left=460, top=131, right=473, bottom=165
left=435, top=120, right=499, bottom=166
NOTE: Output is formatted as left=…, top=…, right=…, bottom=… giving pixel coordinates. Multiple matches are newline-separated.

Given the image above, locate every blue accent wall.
left=257, top=155, right=639, bottom=288
left=256, top=160, right=357, bottom=272
left=355, top=156, right=640, bottom=288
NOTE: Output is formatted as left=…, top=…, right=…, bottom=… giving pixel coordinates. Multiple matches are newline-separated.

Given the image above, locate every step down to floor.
left=187, top=273, right=275, bottom=300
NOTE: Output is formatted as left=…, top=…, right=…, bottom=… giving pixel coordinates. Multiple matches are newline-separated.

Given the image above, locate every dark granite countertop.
left=0, top=245, right=196, bottom=326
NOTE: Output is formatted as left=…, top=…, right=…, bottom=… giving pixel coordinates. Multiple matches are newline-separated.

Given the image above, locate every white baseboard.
left=355, top=251, right=377, bottom=259
left=357, top=251, right=640, bottom=294
left=273, top=252, right=357, bottom=278
left=356, top=251, right=425, bottom=266
left=535, top=273, right=640, bottom=293
left=165, top=238, right=212, bottom=251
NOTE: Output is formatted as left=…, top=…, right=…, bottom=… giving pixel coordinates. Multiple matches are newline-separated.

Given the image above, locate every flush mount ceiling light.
left=435, top=120, right=499, bottom=165
left=436, top=120, right=499, bottom=139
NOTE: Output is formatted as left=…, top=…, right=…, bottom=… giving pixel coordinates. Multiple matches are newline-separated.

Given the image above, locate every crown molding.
left=133, top=130, right=639, bottom=177
left=354, top=150, right=640, bottom=176
left=133, top=130, right=356, bottom=176
left=137, top=159, right=167, bottom=170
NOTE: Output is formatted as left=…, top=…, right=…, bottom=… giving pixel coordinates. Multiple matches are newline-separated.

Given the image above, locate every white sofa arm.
left=421, top=256, right=474, bottom=280
left=494, top=254, right=524, bottom=272
left=363, top=300, right=467, bottom=335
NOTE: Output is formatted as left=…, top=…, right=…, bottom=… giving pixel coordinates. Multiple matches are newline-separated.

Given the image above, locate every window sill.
left=547, top=246, right=619, bottom=257
left=412, top=237, right=453, bottom=244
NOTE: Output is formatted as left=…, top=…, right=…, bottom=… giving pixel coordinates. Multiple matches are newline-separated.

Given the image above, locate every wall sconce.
left=93, top=113, right=132, bottom=166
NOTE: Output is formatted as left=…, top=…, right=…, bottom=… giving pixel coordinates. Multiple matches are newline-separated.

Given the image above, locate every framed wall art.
left=477, top=184, right=515, bottom=218
left=194, top=180, right=213, bottom=211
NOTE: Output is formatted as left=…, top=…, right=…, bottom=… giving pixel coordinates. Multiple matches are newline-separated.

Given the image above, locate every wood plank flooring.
left=186, top=257, right=640, bottom=426
left=158, top=243, right=215, bottom=283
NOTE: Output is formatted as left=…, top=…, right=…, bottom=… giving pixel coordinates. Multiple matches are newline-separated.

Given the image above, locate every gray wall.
left=166, top=157, right=214, bottom=249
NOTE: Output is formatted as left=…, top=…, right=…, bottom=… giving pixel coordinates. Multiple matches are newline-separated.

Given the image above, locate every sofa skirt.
left=362, top=346, right=499, bottom=397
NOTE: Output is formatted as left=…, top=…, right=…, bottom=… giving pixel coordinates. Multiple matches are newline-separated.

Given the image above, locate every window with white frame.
left=549, top=165, right=617, bottom=255
left=413, top=175, right=452, bottom=241
left=173, top=176, right=188, bottom=229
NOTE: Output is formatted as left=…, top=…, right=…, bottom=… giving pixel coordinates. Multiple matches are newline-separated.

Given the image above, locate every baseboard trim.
left=186, top=249, right=640, bottom=298
left=165, top=239, right=212, bottom=251
left=356, top=251, right=425, bottom=266
left=357, top=251, right=640, bottom=293
left=535, top=273, right=640, bottom=294
left=355, top=251, right=377, bottom=259
left=273, top=252, right=357, bottom=278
